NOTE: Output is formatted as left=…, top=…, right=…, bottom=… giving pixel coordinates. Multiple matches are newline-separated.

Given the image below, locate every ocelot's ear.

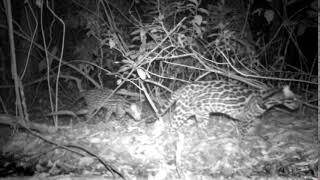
left=282, top=86, right=301, bottom=110
left=282, top=86, right=295, bottom=98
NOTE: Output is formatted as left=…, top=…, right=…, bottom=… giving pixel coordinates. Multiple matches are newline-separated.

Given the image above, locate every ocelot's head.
left=261, top=86, right=300, bottom=110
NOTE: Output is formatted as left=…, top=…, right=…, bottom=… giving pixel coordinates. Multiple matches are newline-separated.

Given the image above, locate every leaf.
left=195, top=26, right=202, bottom=36
left=116, top=79, right=122, bottom=85
left=137, top=68, right=147, bottom=80
left=130, top=29, right=142, bottom=36
left=252, top=8, right=263, bottom=16
left=35, top=0, right=43, bottom=7
left=118, top=65, right=131, bottom=72
left=38, top=59, right=47, bottom=72
left=198, top=8, right=209, bottom=15
left=132, top=36, right=140, bottom=42
left=78, top=64, right=94, bottom=75
left=188, top=0, right=199, bottom=6
left=140, top=29, right=147, bottom=44
left=137, top=55, right=144, bottom=62
left=109, top=39, right=116, bottom=49
left=264, top=10, right=274, bottom=24
left=121, top=58, right=135, bottom=64
left=159, top=14, right=164, bottom=21
left=38, top=47, right=57, bottom=72
left=192, top=15, right=203, bottom=26
left=297, top=24, right=306, bottom=36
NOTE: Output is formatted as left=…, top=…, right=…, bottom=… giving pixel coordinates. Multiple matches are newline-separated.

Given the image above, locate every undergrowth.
left=1, top=0, right=317, bottom=132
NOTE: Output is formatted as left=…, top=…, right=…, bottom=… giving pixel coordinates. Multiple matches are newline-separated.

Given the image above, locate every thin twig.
left=6, top=0, right=24, bottom=120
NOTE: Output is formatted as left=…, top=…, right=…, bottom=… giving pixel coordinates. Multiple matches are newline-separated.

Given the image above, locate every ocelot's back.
left=159, top=80, right=299, bottom=134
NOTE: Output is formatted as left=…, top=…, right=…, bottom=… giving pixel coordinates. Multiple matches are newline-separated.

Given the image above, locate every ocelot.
left=81, top=88, right=142, bottom=121
left=159, top=80, right=299, bottom=134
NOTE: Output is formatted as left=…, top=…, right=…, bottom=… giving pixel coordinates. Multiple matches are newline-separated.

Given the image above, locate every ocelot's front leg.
left=194, top=113, right=211, bottom=129
left=238, top=118, right=261, bottom=136
left=169, top=106, right=192, bottom=129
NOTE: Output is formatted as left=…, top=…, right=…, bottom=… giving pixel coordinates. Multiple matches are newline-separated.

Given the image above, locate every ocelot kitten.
left=81, top=88, right=142, bottom=121
left=159, top=80, right=299, bottom=134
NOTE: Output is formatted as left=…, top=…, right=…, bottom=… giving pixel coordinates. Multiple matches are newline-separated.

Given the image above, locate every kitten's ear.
left=130, top=103, right=142, bottom=121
